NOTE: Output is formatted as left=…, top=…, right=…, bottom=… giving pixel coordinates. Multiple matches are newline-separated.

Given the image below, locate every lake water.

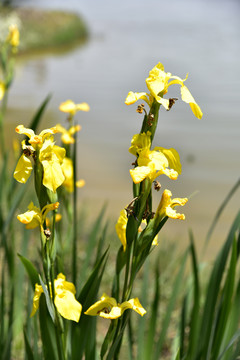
left=7, top=0, right=240, bottom=257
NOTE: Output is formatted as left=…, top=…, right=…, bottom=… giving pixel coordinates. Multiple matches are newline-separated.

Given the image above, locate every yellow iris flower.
left=129, top=131, right=181, bottom=184
left=156, top=189, right=188, bottom=221
left=31, top=273, right=82, bottom=322
left=59, top=100, right=90, bottom=116
left=130, top=146, right=181, bottom=184
left=129, top=131, right=152, bottom=156
left=84, top=293, right=146, bottom=319
left=14, top=125, right=66, bottom=192
left=7, top=24, right=20, bottom=48
left=17, top=201, right=59, bottom=230
left=125, top=62, right=202, bottom=119
left=55, top=123, right=81, bottom=144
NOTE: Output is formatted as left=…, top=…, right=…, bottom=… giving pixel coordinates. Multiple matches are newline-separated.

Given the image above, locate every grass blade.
left=71, top=248, right=108, bottom=360
left=23, top=328, right=35, bottom=360
left=153, top=249, right=189, bottom=360
left=186, top=231, right=200, bottom=359
left=144, top=265, right=160, bottom=359
left=211, top=236, right=237, bottom=359
left=79, top=204, right=107, bottom=284
left=28, top=94, right=52, bottom=132
left=204, top=178, right=240, bottom=250
left=18, top=253, right=39, bottom=290
left=195, top=211, right=240, bottom=359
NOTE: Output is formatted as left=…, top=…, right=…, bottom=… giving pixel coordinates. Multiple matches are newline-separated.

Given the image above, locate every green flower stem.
left=0, top=45, right=11, bottom=159
left=140, top=100, right=160, bottom=142
left=34, top=151, right=48, bottom=209
left=70, top=118, right=78, bottom=285
left=121, top=245, right=132, bottom=303
left=42, top=232, right=65, bottom=360
left=107, top=101, right=162, bottom=358
left=50, top=267, right=66, bottom=360
left=0, top=91, right=8, bottom=158
left=106, top=312, right=130, bottom=360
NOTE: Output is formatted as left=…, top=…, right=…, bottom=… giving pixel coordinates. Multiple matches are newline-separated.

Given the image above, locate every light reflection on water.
left=8, top=0, right=240, bottom=257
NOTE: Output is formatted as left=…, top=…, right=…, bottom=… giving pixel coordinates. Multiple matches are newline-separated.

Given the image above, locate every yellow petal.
left=59, top=100, right=90, bottom=115
left=15, top=125, right=35, bottom=139
left=55, top=124, right=82, bottom=144
left=59, top=100, right=76, bottom=113
left=17, top=210, right=40, bottom=229
left=14, top=154, right=33, bottom=183
left=30, top=284, right=43, bottom=317
left=76, top=102, right=90, bottom=112
left=155, top=95, right=170, bottom=110
left=152, top=234, right=158, bottom=246
left=41, top=160, right=65, bottom=192
left=76, top=179, right=85, bottom=188
left=154, top=147, right=181, bottom=174
left=7, top=24, right=20, bottom=47
left=41, top=202, right=59, bottom=222
left=39, top=139, right=66, bottom=192
left=121, top=298, right=147, bottom=316
left=139, top=148, right=168, bottom=169
left=61, top=157, right=74, bottom=192
left=146, top=62, right=171, bottom=99
left=84, top=294, right=117, bottom=317
left=55, top=273, right=76, bottom=294
left=181, top=85, right=203, bottom=119
left=160, top=168, right=179, bottom=180
left=156, top=189, right=188, bottom=220
left=17, top=202, right=44, bottom=229
left=129, top=131, right=151, bottom=156
left=54, top=274, right=82, bottom=322
left=125, top=91, right=151, bottom=106
left=52, top=145, right=66, bottom=163
left=61, top=131, right=76, bottom=145
left=115, top=209, right=127, bottom=251
left=54, top=290, right=82, bottom=322
left=130, top=166, right=151, bottom=184
left=0, top=82, right=5, bottom=100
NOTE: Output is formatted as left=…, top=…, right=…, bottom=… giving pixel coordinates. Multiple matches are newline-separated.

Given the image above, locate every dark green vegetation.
left=0, top=6, right=88, bottom=53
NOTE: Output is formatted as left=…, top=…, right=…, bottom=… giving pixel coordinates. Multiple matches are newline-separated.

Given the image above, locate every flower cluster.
left=15, top=100, right=90, bottom=325
left=125, top=62, right=202, bottom=119
left=0, top=24, right=20, bottom=102
left=14, top=125, right=66, bottom=192
left=116, top=61, right=202, bottom=254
